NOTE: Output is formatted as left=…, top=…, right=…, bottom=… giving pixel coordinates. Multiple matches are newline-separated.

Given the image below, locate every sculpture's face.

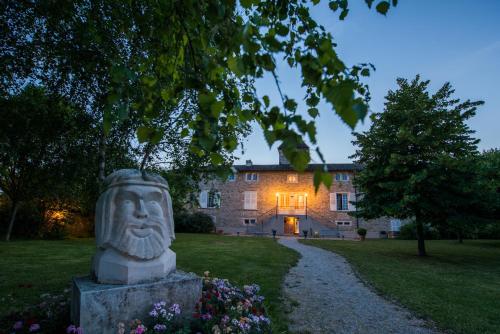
left=109, top=185, right=169, bottom=259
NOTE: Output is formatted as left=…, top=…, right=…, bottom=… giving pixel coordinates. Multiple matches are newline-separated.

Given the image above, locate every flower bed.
left=1, top=273, right=271, bottom=334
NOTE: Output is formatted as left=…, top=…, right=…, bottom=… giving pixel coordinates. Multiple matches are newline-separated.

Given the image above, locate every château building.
left=198, top=144, right=402, bottom=238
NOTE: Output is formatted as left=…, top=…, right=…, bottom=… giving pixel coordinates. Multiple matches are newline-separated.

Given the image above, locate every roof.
left=278, top=142, right=310, bottom=150
left=233, top=163, right=361, bottom=172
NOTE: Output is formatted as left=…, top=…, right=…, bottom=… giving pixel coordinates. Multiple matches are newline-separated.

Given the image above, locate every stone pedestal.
left=71, top=271, right=201, bottom=334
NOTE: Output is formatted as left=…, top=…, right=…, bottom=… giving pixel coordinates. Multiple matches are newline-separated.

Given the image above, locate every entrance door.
left=284, top=216, right=299, bottom=235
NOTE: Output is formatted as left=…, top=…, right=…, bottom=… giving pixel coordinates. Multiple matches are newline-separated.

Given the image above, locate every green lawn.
left=301, top=239, right=500, bottom=334
left=0, top=234, right=299, bottom=333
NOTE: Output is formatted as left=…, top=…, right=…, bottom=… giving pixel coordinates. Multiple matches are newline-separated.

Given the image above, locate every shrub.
left=175, top=212, right=214, bottom=233
left=398, top=222, right=440, bottom=240
left=476, top=222, right=500, bottom=239
left=357, top=228, right=367, bottom=237
left=0, top=290, right=72, bottom=333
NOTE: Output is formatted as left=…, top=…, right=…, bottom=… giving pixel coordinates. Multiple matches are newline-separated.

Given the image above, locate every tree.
left=0, top=86, right=133, bottom=240
left=1, top=0, right=397, bottom=190
left=351, top=76, right=483, bottom=256
left=477, top=149, right=500, bottom=219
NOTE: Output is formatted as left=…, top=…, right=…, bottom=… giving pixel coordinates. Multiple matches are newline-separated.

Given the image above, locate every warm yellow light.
left=275, top=192, right=279, bottom=197
left=50, top=210, right=65, bottom=220
left=305, top=193, right=308, bottom=197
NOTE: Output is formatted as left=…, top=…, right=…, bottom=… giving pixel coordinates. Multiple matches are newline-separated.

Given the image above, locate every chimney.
left=278, top=142, right=310, bottom=165
left=245, top=159, right=253, bottom=166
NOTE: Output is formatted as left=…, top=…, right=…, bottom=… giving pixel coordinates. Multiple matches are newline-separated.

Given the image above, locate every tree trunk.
left=457, top=231, right=463, bottom=243
left=140, top=143, right=152, bottom=171
left=98, top=131, right=106, bottom=183
left=415, top=218, right=427, bottom=256
left=5, top=201, right=20, bottom=241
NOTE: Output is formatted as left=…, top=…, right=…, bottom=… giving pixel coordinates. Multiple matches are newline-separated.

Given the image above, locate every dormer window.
left=245, top=173, right=258, bottom=182
left=287, top=174, right=298, bottom=183
left=335, top=173, right=349, bottom=181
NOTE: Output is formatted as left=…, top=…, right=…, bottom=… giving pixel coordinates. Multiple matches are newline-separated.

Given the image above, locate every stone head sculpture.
left=92, top=169, right=176, bottom=284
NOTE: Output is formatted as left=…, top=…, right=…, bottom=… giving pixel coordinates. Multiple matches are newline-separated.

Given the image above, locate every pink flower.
left=29, top=323, right=40, bottom=332
left=135, top=324, right=146, bottom=334
left=13, top=321, right=23, bottom=330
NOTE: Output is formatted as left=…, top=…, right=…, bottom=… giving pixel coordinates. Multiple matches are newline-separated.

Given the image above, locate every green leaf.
left=361, top=68, right=370, bottom=77
left=150, top=129, right=164, bottom=145
left=211, top=100, right=225, bottom=117
left=180, top=128, right=189, bottom=138
left=160, top=89, right=170, bottom=101
left=228, top=56, right=245, bottom=77
left=263, top=129, right=276, bottom=147
left=290, top=149, right=310, bottom=172
left=210, top=152, right=224, bottom=165
left=376, top=1, right=390, bottom=15
left=313, top=170, right=322, bottom=193
left=284, top=98, right=297, bottom=112
left=307, top=107, right=319, bottom=118
left=339, top=9, right=349, bottom=20
left=117, top=103, right=129, bottom=121
left=313, top=169, right=332, bottom=193
left=263, top=95, right=270, bottom=108
left=137, top=126, right=155, bottom=143
left=275, top=24, right=289, bottom=36
left=240, top=0, right=254, bottom=9
left=199, top=136, right=215, bottom=150
left=322, top=172, right=333, bottom=189
left=199, top=92, right=215, bottom=110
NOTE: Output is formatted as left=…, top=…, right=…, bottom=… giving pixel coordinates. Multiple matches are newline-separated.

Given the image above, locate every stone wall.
left=197, top=170, right=394, bottom=238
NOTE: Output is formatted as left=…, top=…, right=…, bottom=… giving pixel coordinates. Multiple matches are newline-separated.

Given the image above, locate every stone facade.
left=198, top=155, right=397, bottom=238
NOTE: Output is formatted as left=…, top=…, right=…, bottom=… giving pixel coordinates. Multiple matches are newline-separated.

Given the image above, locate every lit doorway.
left=284, top=216, right=299, bottom=235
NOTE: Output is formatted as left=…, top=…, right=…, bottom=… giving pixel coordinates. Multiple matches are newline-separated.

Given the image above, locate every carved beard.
left=110, top=216, right=168, bottom=260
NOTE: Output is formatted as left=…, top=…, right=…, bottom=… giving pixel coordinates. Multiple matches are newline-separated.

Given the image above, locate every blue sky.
left=235, top=0, right=500, bottom=164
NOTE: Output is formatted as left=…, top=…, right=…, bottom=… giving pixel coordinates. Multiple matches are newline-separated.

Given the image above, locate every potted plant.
left=357, top=228, right=367, bottom=241
left=302, top=230, right=308, bottom=239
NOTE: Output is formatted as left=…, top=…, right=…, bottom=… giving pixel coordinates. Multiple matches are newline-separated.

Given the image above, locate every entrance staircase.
left=246, top=207, right=356, bottom=238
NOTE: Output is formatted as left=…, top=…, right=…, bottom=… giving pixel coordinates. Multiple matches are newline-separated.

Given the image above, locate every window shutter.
left=215, top=192, right=221, bottom=208
left=244, top=191, right=257, bottom=210
left=244, top=192, right=250, bottom=209
left=349, top=192, right=356, bottom=211
left=330, top=193, right=337, bottom=211
left=199, top=190, right=208, bottom=208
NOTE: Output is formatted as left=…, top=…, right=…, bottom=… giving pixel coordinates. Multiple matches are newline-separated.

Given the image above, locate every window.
left=337, top=193, right=348, bottom=211
left=243, top=218, right=257, bottom=225
left=286, top=174, right=298, bottom=183
left=244, top=191, right=258, bottom=210
left=207, top=191, right=221, bottom=208
left=335, top=173, right=349, bottom=181
left=199, top=190, right=221, bottom=209
left=245, top=173, right=258, bottom=182
left=336, top=221, right=352, bottom=226
left=227, top=173, right=236, bottom=182
left=330, top=192, right=356, bottom=211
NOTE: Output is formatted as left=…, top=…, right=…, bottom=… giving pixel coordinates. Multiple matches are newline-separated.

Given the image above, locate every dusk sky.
left=235, top=0, right=500, bottom=164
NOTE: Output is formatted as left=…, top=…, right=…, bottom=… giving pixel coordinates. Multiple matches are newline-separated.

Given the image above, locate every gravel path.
left=278, top=237, right=439, bottom=334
